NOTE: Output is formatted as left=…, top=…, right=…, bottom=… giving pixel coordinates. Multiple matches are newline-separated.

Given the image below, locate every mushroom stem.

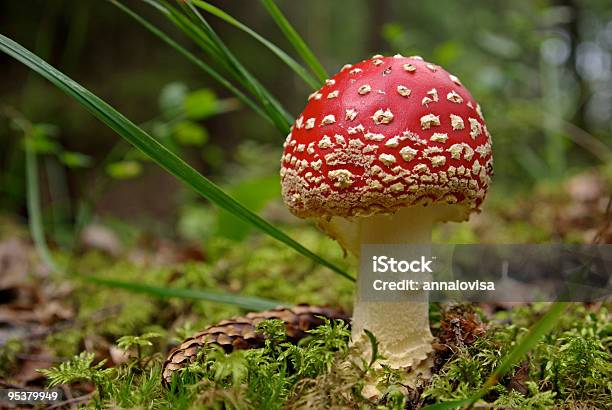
left=351, top=206, right=436, bottom=372
left=358, top=206, right=434, bottom=244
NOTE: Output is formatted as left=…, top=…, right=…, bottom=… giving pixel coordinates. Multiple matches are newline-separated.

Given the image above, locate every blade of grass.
left=150, top=0, right=293, bottom=133
left=260, top=0, right=327, bottom=82
left=144, top=0, right=224, bottom=62
left=478, top=302, right=569, bottom=392
left=108, top=1, right=276, bottom=130
left=140, top=0, right=285, bottom=131
left=16, top=98, right=285, bottom=312
left=180, top=1, right=294, bottom=125
left=82, top=276, right=282, bottom=310
left=141, top=0, right=260, bottom=105
left=169, top=0, right=291, bottom=133
left=420, top=302, right=569, bottom=410
left=0, top=33, right=354, bottom=282
left=190, top=0, right=319, bottom=89
left=24, top=129, right=59, bottom=273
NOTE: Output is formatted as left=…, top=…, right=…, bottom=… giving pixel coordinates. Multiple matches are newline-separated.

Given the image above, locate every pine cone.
left=162, top=305, right=349, bottom=386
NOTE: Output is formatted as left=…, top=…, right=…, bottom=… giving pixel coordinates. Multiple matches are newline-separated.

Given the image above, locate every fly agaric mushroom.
left=280, top=55, right=493, bottom=374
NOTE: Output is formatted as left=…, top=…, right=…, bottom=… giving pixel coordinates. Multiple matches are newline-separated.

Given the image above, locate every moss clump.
left=34, top=303, right=610, bottom=409
left=424, top=304, right=611, bottom=409
left=33, top=226, right=353, bottom=368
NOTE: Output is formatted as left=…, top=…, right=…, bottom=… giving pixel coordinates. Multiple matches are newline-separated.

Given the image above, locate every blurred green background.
left=1, top=0, right=611, bottom=245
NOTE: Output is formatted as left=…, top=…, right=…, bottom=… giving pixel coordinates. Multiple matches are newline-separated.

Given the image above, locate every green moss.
left=0, top=338, right=23, bottom=378
left=424, top=304, right=611, bottom=409
left=17, top=217, right=608, bottom=408
left=492, top=382, right=556, bottom=409
left=45, top=329, right=83, bottom=358
left=32, top=302, right=610, bottom=409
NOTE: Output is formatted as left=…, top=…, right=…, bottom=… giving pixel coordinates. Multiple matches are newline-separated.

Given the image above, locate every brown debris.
left=161, top=305, right=349, bottom=386
left=562, top=171, right=611, bottom=243
left=462, top=168, right=611, bottom=244
left=13, top=347, right=56, bottom=385
left=0, top=238, right=32, bottom=289
left=507, top=360, right=530, bottom=396
left=80, top=224, right=122, bottom=256
left=432, top=305, right=486, bottom=372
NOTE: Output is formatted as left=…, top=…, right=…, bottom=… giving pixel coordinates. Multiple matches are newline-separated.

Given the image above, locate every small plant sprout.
left=117, top=332, right=162, bottom=361
left=280, top=55, right=493, bottom=378
left=38, top=352, right=114, bottom=388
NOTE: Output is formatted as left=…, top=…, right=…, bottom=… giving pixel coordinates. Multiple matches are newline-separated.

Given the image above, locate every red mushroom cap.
left=280, top=55, right=493, bottom=220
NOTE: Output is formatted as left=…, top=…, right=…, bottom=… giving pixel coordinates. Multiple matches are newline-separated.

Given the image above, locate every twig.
left=535, top=111, right=612, bottom=163
left=562, top=121, right=612, bottom=163
left=44, top=392, right=93, bottom=410
left=0, top=380, right=25, bottom=389
left=15, top=354, right=63, bottom=363
left=60, top=384, right=73, bottom=407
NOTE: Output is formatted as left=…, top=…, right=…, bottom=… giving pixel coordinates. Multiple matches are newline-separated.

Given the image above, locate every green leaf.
left=184, top=88, right=218, bottom=119
left=38, top=352, right=112, bottom=388
left=191, top=0, right=320, bottom=89
left=260, top=0, right=328, bottom=82
left=159, top=81, right=189, bottom=113
left=23, top=134, right=59, bottom=154
left=117, top=332, right=162, bottom=350
left=178, top=204, right=216, bottom=241
left=182, top=1, right=294, bottom=126
left=433, top=41, right=463, bottom=66
left=0, top=33, right=353, bottom=282
left=363, top=329, right=379, bottom=369
left=106, top=160, right=143, bottom=179
left=59, top=151, right=92, bottom=168
left=381, top=22, right=404, bottom=43
left=173, top=121, right=209, bottom=146
left=82, top=276, right=282, bottom=311
left=31, top=123, right=59, bottom=138
left=216, top=176, right=280, bottom=241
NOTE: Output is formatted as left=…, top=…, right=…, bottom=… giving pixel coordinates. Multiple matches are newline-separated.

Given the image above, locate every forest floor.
left=0, top=167, right=610, bottom=409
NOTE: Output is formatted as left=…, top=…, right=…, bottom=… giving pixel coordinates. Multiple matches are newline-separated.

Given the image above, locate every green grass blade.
left=18, top=109, right=282, bottom=312
left=146, top=0, right=223, bottom=59
left=25, top=136, right=59, bottom=272
left=0, top=33, right=354, bottom=282
left=180, top=1, right=294, bottom=127
left=17, top=105, right=289, bottom=311
left=150, top=0, right=293, bottom=134
left=260, top=0, right=327, bottom=82
left=82, top=276, right=282, bottom=311
left=109, top=0, right=272, bottom=129
left=190, top=0, right=319, bottom=90
left=481, top=302, right=569, bottom=390
left=145, top=0, right=281, bottom=127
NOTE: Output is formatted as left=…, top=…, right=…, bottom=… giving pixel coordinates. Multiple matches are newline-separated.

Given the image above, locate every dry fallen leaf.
left=80, top=224, right=122, bottom=256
